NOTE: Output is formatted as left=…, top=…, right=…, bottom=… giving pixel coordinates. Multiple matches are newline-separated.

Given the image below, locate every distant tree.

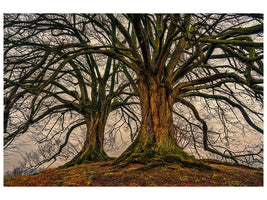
left=4, top=14, right=138, bottom=167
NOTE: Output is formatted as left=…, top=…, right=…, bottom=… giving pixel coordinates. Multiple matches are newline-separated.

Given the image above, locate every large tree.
left=4, top=14, right=138, bottom=167
left=84, top=14, right=263, bottom=167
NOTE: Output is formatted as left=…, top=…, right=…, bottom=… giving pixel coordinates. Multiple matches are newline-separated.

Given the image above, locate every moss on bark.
left=61, top=112, right=112, bottom=168
left=112, top=124, right=195, bottom=169
left=63, top=146, right=112, bottom=168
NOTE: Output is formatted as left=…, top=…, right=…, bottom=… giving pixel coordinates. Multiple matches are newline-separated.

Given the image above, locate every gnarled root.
left=60, top=149, right=112, bottom=169
left=112, top=152, right=216, bottom=171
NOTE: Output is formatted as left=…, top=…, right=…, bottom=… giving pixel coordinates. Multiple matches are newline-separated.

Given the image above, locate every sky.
left=1, top=1, right=267, bottom=200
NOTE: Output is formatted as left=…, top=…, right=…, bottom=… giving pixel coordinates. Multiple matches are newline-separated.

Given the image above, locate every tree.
left=4, top=14, right=138, bottom=167
left=85, top=14, right=263, bottom=167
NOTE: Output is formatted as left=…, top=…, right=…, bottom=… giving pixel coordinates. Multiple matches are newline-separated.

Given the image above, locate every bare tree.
left=4, top=14, right=138, bottom=168
left=83, top=14, right=263, bottom=167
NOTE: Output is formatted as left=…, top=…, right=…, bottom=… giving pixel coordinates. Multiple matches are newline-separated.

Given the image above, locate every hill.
left=4, top=160, right=263, bottom=186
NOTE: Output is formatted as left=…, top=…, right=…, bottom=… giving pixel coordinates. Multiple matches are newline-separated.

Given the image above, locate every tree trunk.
left=113, top=75, right=193, bottom=167
left=65, top=111, right=111, bottom=166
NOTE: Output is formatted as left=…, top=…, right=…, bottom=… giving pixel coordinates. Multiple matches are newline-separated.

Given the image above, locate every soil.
left=4, top=159, right=263, bottom=186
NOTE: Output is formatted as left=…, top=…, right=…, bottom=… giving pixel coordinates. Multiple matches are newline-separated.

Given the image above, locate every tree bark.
left=113, top=74, right=193, bottom=167
left=65, top=111, right=111, bottom=166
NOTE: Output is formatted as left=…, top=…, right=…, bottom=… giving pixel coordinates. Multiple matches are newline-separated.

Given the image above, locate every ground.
left=4, top=159, right=263, bottom=186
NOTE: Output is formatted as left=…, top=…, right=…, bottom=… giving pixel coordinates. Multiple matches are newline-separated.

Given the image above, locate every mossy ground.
left=4, top=159, right=263, bottom=186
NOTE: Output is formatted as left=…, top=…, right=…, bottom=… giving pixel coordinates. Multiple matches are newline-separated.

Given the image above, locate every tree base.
left=112, top=152, right=215, bottom=171
left=61, top=148, right=113, bottom=168
left=112, top=145, right=194, bottom=168
left=111, top=139, right=216, bottom=171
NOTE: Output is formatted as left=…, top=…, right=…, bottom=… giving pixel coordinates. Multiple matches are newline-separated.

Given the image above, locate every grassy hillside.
left=4, top=160, right=263, bottom=186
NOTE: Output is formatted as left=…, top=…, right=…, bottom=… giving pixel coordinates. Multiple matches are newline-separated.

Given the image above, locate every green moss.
left=162, top=167, right=168, bottom=172
left=63, top=176, right=70, bottom=181
left=112, top=126, right=201, bottom=170
left=105, top=172, right=114, bottom=176
left=175, top=168, right=184, bottom=172
left=145, top=175, right=154, bottom=180
left=231, top=180, right=247, bottom=186
left=87, top=175, right=95, bottom=185
left=180, top=176, right=189, bottom=181
left=61, top=146, right=111, bottom=168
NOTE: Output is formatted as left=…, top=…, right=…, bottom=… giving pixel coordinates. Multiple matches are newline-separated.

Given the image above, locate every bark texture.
left=65, top=112, right=111, bottom=167
left=113, top=75, right=194, bottom=168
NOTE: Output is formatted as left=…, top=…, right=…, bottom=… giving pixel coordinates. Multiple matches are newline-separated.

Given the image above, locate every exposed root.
left=180, top=160, right=219, bottom=171
left=137, top=160, right=165, bottom=171
left=112, top=153, right=218, bottom=172
left=112, top=153, right=150, bottom=169
left=111, top=129, right=217, bottom=171
left=59, top=150, right=112, bottom=169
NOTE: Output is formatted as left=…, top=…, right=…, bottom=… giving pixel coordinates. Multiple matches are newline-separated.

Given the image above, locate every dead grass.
left=4, top=160, right=263, bottom=186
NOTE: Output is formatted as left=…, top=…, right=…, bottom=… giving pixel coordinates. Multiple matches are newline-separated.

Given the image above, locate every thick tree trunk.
left=65, top=112, right=111, bottom=166
left=113, top=75, right=193, bottom=167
